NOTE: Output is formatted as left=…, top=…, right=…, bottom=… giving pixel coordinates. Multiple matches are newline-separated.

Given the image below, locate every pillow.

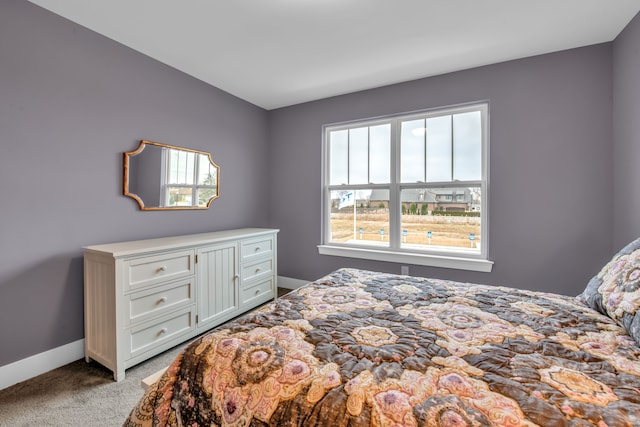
left=580, top=237, right=640, bottom=346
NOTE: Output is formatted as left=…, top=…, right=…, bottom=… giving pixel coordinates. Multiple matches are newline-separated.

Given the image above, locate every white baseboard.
left=0, top=339, right=85, bottom=391
left=277, top=275, right=309, bottom=289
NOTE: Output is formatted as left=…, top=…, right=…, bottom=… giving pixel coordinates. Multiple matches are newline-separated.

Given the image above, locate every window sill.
left=317, top=245, right=493, bottom=273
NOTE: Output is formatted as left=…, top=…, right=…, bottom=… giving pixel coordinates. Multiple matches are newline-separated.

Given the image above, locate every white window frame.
left=318, top=101, right=493, bottom=272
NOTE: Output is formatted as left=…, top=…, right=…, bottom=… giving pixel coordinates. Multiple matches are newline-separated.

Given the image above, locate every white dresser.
left=83, top=228, right=278, bottom=381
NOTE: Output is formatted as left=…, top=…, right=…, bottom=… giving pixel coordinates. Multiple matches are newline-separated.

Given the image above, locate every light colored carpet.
left=0, top=289, right=293, bottom=426
left=0, top=343, right=185, bottom=426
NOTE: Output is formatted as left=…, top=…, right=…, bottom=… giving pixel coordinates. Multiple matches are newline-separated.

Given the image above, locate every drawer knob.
left=255, top=268, right=261, bottom=273
left=159, top=328, right=168, bottom=335
left=158, top=265, right=167, bottom=272
left=158, top=296, right=168, bottom=304
left=254, top=247, right=260, bottom=252
left=255, top=289, right=260, bottom=295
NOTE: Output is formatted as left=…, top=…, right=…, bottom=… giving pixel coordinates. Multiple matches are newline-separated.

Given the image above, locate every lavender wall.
left=613, top=12, right=640, bottom=248
left=0, top=1, right=269, bottom=366
left=268, top=45, right=614, bottom=295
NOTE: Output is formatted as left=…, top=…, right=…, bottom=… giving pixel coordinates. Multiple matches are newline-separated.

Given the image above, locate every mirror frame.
left=123, top=140, right=220, bottom=210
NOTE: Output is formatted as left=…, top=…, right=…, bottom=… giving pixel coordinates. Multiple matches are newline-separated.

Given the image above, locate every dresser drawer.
left=241, top=258, right=273, bottom=284
left=125, top=250, right=194, bottom=291
left=241, top=236, right=274, bottom=263
left=240, top=278, right=274, bottom=306
left=128, top=308, right=194, bottom=358
left=128, top=279, right=194, bottom=324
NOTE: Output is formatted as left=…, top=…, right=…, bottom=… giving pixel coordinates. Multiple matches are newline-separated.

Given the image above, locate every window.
left=319, top=102, right=492, bottom=272
left=163, top=148, right=218, bottom=208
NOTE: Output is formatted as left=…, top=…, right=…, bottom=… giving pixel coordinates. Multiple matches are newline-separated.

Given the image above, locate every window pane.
left=167, top=187, right=194, bottom=207
left=369, top=124, right=390, bottom=183
left=400, top=186, right=481, bottom=252
left=349, top=127, right=368, bottom=184
left=168, top=150, right=195, bottom=185
left=401, top=119, right=425, bottom=183
left=197, top=154, right=217, bottom=186
left=329, top=130, right=348, bottom=185
left=426, top=115, right=452, bottom=182
left=329, top=189, right=389, bottom=247
left=453, top=111, right=482, bottom=181
left=197, top=187, right=217, bottom=206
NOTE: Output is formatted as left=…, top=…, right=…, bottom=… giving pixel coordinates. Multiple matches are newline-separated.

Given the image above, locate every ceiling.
left=28, top=1, right=640, bottom=110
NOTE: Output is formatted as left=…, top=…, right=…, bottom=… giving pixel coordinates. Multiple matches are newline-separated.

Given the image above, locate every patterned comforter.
left=125, top=268, right=640, bottom=426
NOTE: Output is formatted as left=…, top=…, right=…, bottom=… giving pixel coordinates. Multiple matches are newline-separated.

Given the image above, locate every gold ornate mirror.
left=124, top=140, right=220, bottom=210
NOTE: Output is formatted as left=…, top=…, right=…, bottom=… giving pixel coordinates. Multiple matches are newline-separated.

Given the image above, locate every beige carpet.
left=0, top=343, right=184, bottom=426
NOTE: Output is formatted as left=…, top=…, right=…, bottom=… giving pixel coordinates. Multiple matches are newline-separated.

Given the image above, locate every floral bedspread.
left=125, top=268, right=640, bottom=426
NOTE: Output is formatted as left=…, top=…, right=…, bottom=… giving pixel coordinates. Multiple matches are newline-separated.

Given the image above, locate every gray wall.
left=613, top=12, right=640, bottom=248
left=268, top=44, right=614, bottom=295
left=0, top=1, right=269, bottom=366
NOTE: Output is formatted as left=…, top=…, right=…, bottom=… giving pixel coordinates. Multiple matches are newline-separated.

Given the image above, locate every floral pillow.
left=579, top=237, right=640, bottom=346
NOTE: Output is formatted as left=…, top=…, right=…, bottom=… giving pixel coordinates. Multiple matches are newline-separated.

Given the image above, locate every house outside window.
left=318, top=102, right=492, bottom=272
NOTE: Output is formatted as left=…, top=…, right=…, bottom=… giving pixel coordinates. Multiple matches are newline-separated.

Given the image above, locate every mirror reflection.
left=124, top=140, right=220, bottom=210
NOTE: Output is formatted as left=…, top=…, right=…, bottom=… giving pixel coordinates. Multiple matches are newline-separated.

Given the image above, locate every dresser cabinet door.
left=196, top=243, right=239, bottom=329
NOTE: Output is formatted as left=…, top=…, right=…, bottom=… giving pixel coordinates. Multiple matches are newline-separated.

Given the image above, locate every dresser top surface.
left=84, top=228, right=279, bottom=258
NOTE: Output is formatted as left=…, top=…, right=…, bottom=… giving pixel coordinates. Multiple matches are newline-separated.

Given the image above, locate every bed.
left=124, top=239, right=640, bottom=426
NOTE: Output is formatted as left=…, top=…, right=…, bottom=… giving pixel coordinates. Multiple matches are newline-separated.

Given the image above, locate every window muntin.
left=323, top=102, right=489, bottom=266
